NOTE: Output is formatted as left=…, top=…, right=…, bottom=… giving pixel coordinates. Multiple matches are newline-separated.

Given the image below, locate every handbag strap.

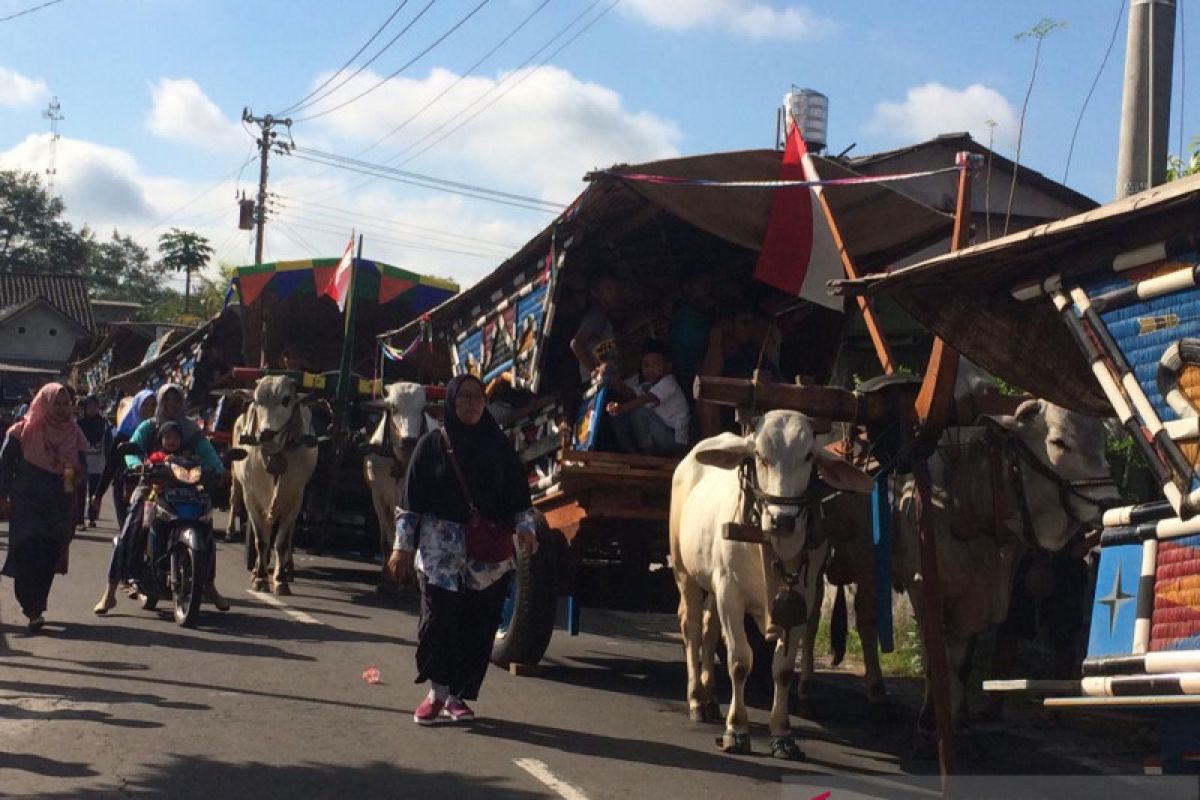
left=439, top=429, right=479, bottom=515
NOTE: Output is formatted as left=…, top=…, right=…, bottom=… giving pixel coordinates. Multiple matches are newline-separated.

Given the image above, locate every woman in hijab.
left=387, top=374, right=539, bottom=725
left=78, top=396, right=112, bottom=528
left=0, top=383, right=87, bottom=631
left=93, top=383, right=228, bottom=614
left=90, top=389, right=157, bottom=529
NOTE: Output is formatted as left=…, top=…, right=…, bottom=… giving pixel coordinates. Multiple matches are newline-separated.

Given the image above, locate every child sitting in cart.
left=604, top=339, right=690, bottom=458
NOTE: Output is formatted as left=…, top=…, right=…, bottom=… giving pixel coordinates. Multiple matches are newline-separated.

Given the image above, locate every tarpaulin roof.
left=860, top=172, right=1200, bottom=414
left=385, top=147, right=953, bottom=340
left=234, top=258, right=457, bottom=313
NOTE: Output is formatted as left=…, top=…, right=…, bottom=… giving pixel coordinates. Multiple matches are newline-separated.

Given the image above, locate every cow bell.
left=770, top=587, right=808, bottom=629
left=266, top=453, right=289, bottom=476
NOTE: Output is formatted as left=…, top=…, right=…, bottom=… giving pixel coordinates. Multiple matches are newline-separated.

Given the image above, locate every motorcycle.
left=119, top=444, right=246, bottom=626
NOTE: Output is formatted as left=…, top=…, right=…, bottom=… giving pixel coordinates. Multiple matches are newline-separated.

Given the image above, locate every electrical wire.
left=276, top=195, right=519, bottom=250
left=275, top=212, right=500, bottom=259
left=1063, top=0, right=1126, bottom=184
left=289, top=146, right=566, bottom=212
left=274, top=1, right=411, bottom=116
left=133, top=153, right=258, bottom=241
left=351, top=0, right=552, bottom=159
left=273, top=220, right=323, bottom=256
left=0, top=0, right=63, bottom=24
left=284, top=0, right=437, bottom=117
left=391, top=0, right=619, bottom=166
left=293, top=0, right=491, bottom=123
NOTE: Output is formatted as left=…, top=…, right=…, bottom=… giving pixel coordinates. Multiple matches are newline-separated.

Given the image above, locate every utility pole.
left=42, top=97, right=63, bottom=199
left=241, top=109, right=293, bottom=265
left=1115, top=0, right=1176, bottom=198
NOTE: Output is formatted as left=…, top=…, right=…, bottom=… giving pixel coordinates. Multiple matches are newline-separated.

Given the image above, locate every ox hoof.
left=251, top=577, right=268, bottom=592
left=715, top=729, right=751, bottom=755
left=688, top=700, right=722, bottom=724
left=867, top=700, right=896, bottom=723
left=272, top=581, right=292, bottom=596
left=770, top=736, right=805, bottom=761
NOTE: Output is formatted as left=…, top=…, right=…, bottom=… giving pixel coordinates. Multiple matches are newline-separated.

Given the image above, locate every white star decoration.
left=1098, top=562, right=1135, bottom=637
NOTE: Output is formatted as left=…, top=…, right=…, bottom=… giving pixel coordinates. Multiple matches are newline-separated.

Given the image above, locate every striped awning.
left=234, top=258, right=457, bottom=311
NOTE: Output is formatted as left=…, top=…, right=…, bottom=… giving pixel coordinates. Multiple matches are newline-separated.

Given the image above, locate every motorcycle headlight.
left=170, top=463, right=202, bottom=484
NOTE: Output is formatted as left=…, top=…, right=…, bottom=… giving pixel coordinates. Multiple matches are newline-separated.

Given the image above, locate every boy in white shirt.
left=604, top=339, right=690, bottom=457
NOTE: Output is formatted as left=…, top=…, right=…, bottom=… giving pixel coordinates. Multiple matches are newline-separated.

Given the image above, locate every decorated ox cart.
left=847, top=172, right=1200, bottom=774
left=225, top=256, right=457, bottom=556
left=380, top=144, right=957, bottom=668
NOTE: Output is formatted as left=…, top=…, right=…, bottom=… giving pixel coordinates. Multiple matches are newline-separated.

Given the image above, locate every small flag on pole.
left=753, top=123, right=843, bottom=311
left=326, top=230, right=356, bottom=312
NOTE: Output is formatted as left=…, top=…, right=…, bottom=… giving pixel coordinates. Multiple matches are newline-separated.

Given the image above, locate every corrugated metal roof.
left=0, top=272, right=94, bottom=333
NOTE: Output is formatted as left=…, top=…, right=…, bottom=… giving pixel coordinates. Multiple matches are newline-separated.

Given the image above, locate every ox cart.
left=844, top=172, right=1200, bottom=775
left=226, top=257, right=457, bottom=559
left=380, top=145, right=959, bottom=669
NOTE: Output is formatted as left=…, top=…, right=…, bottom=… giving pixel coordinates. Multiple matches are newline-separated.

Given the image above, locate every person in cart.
left=604, top=339, right=690, bottom=457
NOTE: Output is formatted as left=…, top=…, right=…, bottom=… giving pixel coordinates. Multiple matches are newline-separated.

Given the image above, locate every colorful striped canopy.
left=234, top=258, right=458, bottom=312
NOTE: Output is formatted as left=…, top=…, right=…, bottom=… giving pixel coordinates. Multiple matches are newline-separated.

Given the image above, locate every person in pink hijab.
left=0, top=382, right=87, bottom=632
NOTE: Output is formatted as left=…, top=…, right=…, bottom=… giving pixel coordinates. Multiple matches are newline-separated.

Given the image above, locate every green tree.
left=1167, top=136, right=1200, bottom=180
left=156, top=228, right=214, bottom=314
left=84, top=231, right=169, bottom=308
left=0, top=169, right=85, bottom=273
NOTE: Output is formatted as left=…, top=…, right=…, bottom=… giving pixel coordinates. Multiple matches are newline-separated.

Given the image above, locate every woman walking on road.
left=388, top=374, right=538, bottom=724
left=0, top=383, right=88, bottom=632
left=78, top=395, right=112, bottom=528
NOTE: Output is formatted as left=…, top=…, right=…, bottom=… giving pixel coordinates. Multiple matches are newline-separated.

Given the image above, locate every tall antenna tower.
left=42, top=97, right=63, bottom=198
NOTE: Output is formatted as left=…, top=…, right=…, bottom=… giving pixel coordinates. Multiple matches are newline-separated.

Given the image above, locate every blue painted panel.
left=1087, top=543, right=1145, bottom=660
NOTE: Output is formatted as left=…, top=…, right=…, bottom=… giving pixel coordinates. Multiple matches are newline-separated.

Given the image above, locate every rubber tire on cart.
left=491, top=525, right=560, bottom=668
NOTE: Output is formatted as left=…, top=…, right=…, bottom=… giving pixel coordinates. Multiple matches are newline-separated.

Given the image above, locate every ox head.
left=382, top=381, right=428, bottom=458
left=250, top=375, right=311, bottom=458
left=988, top=399, right=1120, bottom=552
left=694, top=410, right=873, bottom=561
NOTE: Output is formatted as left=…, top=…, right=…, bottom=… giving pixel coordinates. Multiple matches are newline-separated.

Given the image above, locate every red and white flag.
left=327, top=230, right=356, bottom=312
left=753, top=123, right=843, bottom=311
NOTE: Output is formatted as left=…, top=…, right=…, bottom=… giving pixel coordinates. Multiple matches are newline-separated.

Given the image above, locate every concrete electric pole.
left=1115, top=0, right=1177, bottom=198
left=241, top=109, right=293, bottom=265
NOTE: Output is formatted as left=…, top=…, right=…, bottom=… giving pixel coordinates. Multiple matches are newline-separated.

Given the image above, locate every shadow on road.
left=0, top=752, right=98, bottom=779
left=59, top=621, right=319, bottom=661
left=31, top=755, right=542, bottom=799
left=0, top=676, right=209, bottom=711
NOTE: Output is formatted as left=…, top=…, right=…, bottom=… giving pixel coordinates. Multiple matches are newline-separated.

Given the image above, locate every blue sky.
left=1, top=0, right=1196, bottom=290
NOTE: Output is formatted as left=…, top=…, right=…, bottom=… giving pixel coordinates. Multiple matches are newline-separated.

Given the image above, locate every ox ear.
left=988, top=398, right=1044, bottom=433
left=692, top=432, right=755, bottom=470
left=815, top=450, right=874, bottom=494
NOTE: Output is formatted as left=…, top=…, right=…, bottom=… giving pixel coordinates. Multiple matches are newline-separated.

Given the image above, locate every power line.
left=289, top=146, right=566, bottom=212
left=1064, top=0, right=1126, bottom=183
left=399, top=0, right=620, bottom=166
left=276, top=211, right=501, bottom=259
left=274, top=1, right=412, bottom=116
left=277, top=206, right=512, bottom=258
left=284, top=0, right=435, bottom=117
left=293, top=0, right=492, bottom=123
left=0, top=0, right=63, bottom=24
left=133, top=154, right=257, bottom=241
left=276, top=195, right=520, bottom=250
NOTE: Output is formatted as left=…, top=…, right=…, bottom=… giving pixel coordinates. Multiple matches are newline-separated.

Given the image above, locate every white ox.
left=362, top=382, right=435, bottom=591
left=670, top=410, right=872, bottom=758
left=236, top=375, right=319, bottom=595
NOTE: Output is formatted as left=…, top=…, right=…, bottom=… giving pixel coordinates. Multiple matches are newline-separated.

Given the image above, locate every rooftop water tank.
left=778, top=88, right=828, bottom=152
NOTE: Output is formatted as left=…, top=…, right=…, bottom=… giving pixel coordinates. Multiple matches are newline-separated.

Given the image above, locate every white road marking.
left=246, top=590, right=323, bottom=625
left=513, top=759, right=591, bottom=800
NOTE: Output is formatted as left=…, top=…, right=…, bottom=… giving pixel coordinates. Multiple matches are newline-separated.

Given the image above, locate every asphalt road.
left=0, top=505, right=1155, bottom=799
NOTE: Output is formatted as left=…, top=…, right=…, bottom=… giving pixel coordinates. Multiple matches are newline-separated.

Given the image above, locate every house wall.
left=0, top=306, right=84, bottom=364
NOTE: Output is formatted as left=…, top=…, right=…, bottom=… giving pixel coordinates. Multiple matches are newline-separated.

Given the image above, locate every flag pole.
left=802, top=145, right=897, bottom=375
left=335, top=234, right=364, bottom=423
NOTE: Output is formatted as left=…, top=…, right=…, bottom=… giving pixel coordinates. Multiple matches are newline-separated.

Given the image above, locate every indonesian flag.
left=327, top=230, right=356, bottom=312
left=753, top=123, right=844, bottom=311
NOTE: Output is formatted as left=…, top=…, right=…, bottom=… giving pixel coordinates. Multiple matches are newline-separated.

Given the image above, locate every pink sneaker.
left=443, top=697, right=475, bottom=722
left=413, top=695, right=445, bottom=725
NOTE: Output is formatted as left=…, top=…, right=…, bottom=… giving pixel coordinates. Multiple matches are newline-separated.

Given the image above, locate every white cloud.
left=866, top=82, right=1018, bottom=150
left=308, top=65, right=681, bottom=205
left=621, top=0, right=832, bottom=39
left=146, top=78, right=246, bottom=153
left=0, top=65, right=49, bottom=108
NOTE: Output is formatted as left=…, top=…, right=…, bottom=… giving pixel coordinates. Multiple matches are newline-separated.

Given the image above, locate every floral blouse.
left=394, top=509, right=539, bottom=592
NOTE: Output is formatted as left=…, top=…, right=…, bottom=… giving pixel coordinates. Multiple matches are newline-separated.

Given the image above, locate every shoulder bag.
left=439, top=429, right=515, bottom=564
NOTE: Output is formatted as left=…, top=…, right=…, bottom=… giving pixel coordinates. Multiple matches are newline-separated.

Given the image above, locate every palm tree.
left=157, top=228, right=214, bottom=313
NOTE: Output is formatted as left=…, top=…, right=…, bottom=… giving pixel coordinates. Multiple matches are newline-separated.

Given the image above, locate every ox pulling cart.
left=844, top=172, right=1200, bottom=774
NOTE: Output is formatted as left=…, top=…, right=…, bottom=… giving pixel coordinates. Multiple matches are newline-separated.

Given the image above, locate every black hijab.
left=401, top=375, right=531, bottom=524
left=78, top=396, right=108, bottom=446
